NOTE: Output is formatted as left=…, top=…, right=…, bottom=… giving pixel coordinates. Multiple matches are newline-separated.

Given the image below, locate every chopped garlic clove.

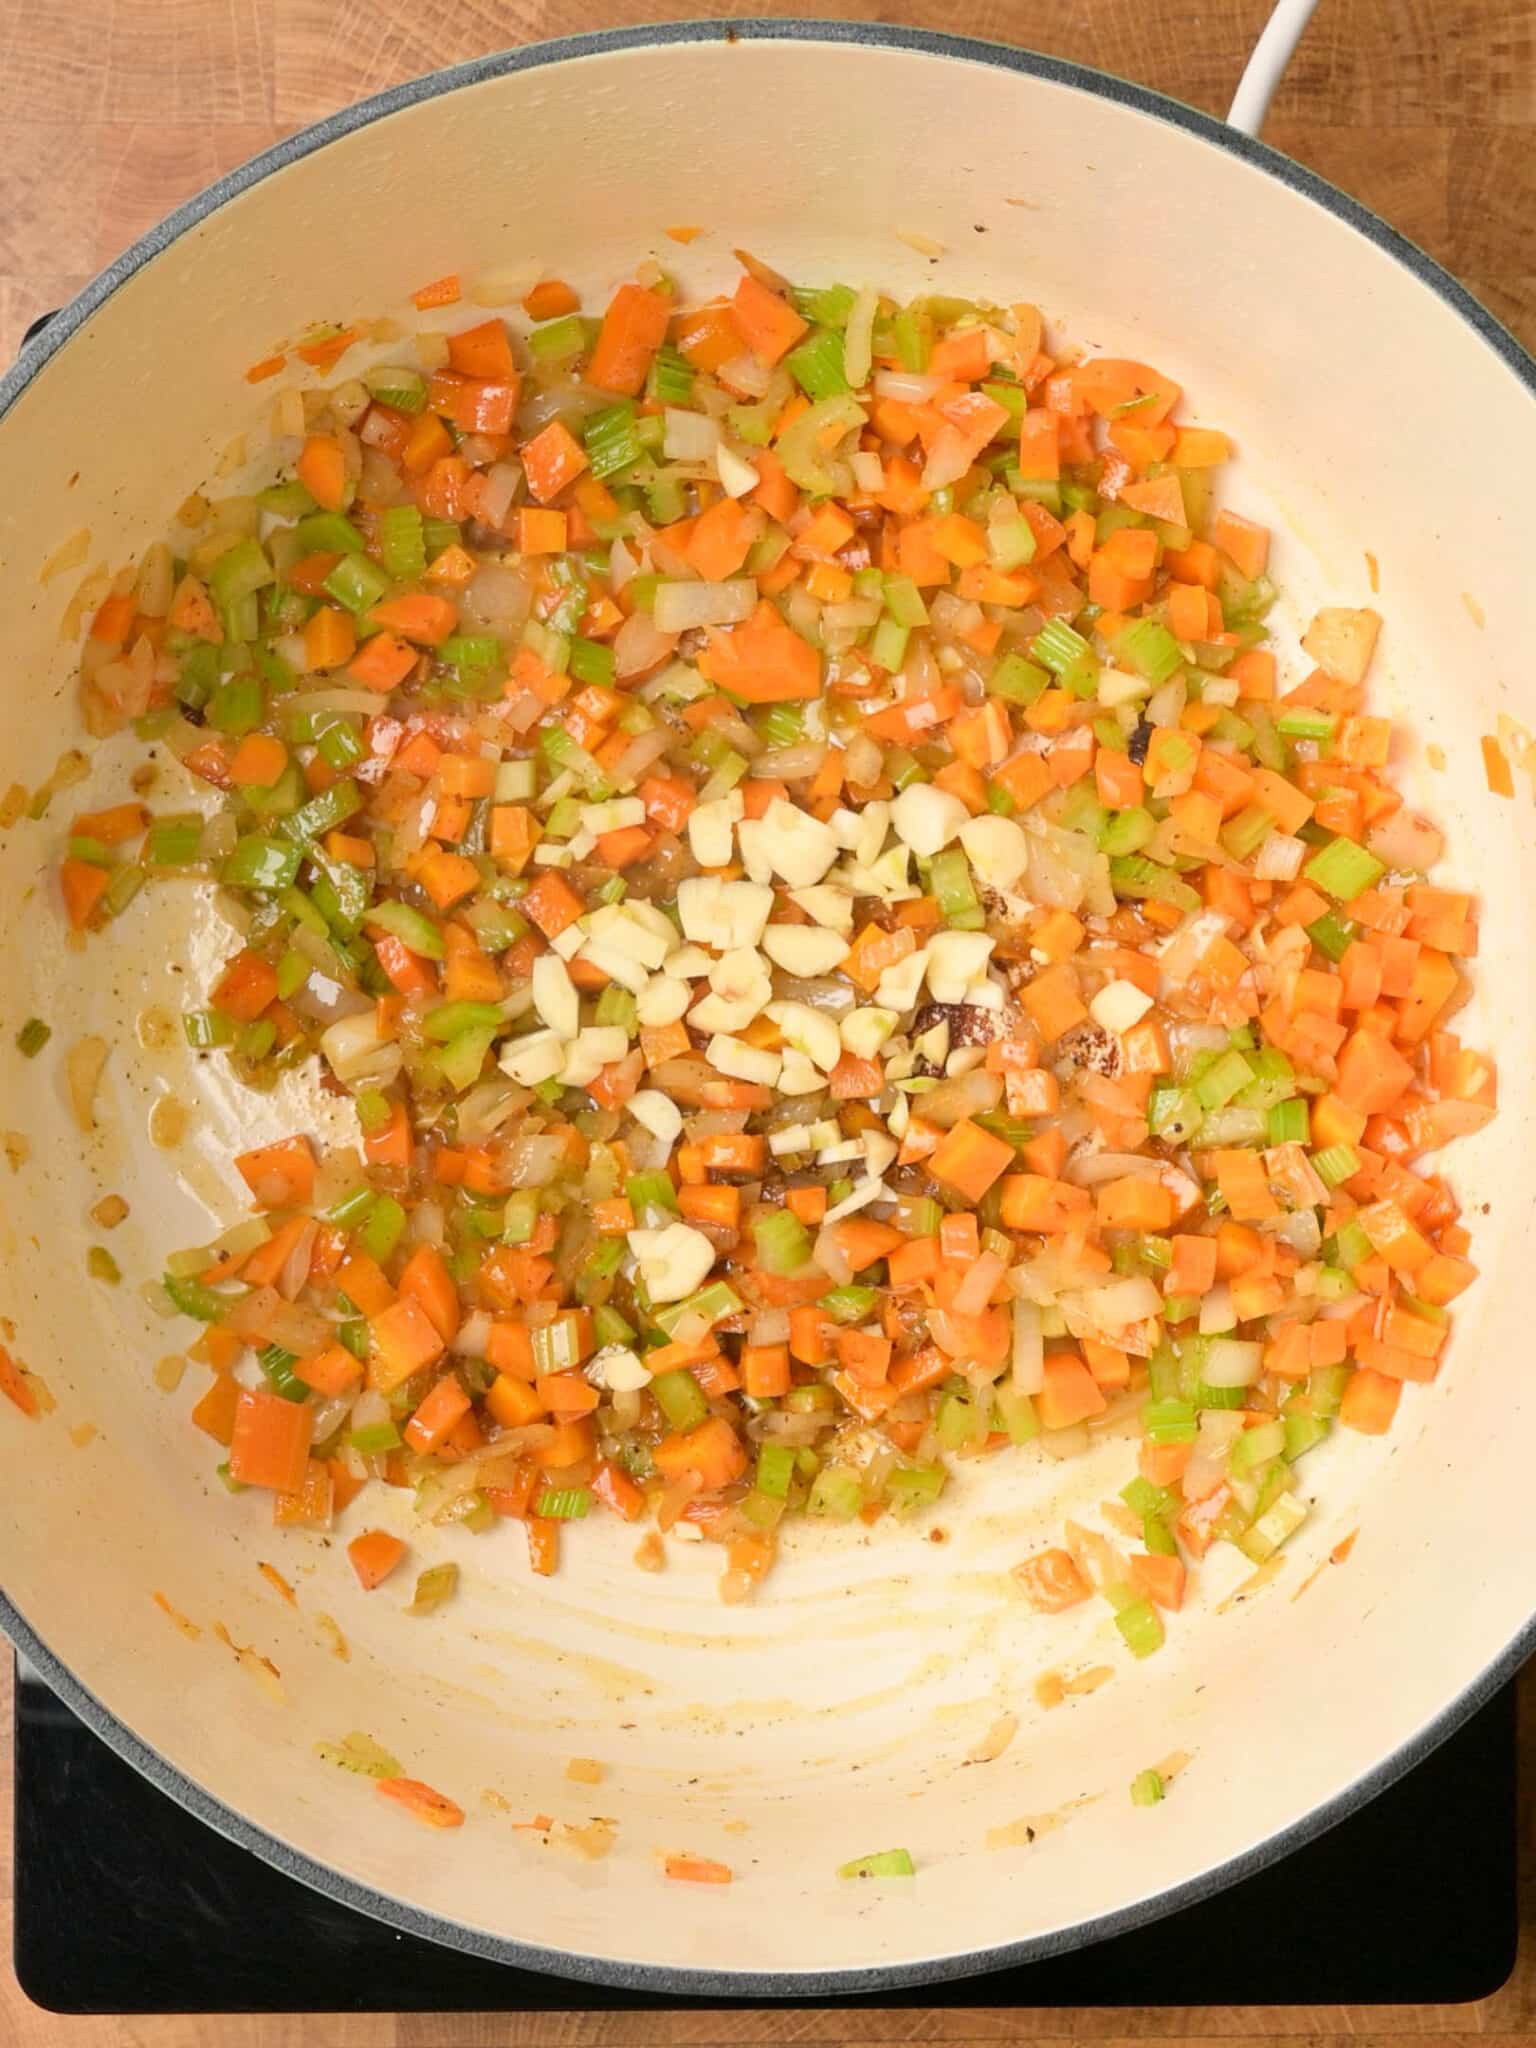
left=626, top=1223, right=717, bottom=1303
left=960, top=813, right=1030, bottom=890
left=891, top=784, right=969, bottom=858
left=629, top=1089, right=684, bottom=1143
left=1090, top=978, right=1155, bottom=1034
left=531, top=953, right=580, bottom=1039
left=761, top=924, right=850, bottom=975
left=677, top=876, right=774, bottom=951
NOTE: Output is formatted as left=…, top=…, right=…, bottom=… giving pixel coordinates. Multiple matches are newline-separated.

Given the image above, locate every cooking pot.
left=1, top=12, right=1532, bottom=1996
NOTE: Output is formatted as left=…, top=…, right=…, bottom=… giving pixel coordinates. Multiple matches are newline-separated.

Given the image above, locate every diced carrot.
left=664, top=1854, right=732, bottom=1885
left=235, top=1135, right=315, bottom=1209
left=652, top=1417, right=748, bottom=1490
left=296, top=434, right=349, bottom=512
left=1339, top=1367, right=1401, bottom=1435
left=368, top=1295, right=446, bottom=1393
left=368, top=592, right=458, bottom=647
left=229, top=1388, right=313, bottom=1493
left=1129, top=1551, right=1186, bottom=1611
left=1013, top=1547, right=1092, bottom=1611
left=589, top=282, right=671, bottom=395
left=732, top=273, right=808, bottom=365
left=376, top=1775, right=465, bottom=1827
left=928, top=1119, right=1015, bottom=1201
left=1036, top=1354, right=1109, bottom=1430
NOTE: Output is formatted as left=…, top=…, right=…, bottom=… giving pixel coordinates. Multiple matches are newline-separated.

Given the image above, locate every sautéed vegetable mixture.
left=55, top=253, right=1495, bottom=1649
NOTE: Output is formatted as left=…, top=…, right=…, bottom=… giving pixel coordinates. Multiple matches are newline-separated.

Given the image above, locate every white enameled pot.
left=1, top=16, right=1532, bottom=1996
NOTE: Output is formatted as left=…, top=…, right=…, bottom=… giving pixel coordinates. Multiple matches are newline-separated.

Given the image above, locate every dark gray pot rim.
left=2, top=16, right=1532, bottom=2003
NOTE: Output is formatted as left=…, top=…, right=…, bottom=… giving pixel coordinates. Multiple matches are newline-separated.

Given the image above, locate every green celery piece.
left=838, top=1847, right=916, bottom=1879
left=378, top=504, right=426, bottom=581
left=1109, top=855, right=1200, bottom=913
left=784, top=327, right=850, bottom=401
left=223, top=835, right=301, bottom=892
left=283, top=779, right=362, bottom=844
left=322, top=553, right=391, bottom=617
left=367, top=899, right=444, bottom=959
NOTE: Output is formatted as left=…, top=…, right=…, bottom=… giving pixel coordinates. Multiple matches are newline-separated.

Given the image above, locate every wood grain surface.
left=2, top=0, right=1534, bottom=2038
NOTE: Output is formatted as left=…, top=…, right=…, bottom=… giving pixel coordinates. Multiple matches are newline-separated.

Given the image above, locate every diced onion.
left=1203, top=1338, right=1264, bottom=1387
left=663, top=409, right=720, bottom=461
left=614, top=610, right=680, bottom=677
left=874, top=370, right=942, bottom=402
left=842, top=284, right=879, bottom=391
left=653, top=579, right=758, bottom=634
left=1011, top=1299, right=1043, bottom=1393
left=1253, top=833, right=1306, bottom=881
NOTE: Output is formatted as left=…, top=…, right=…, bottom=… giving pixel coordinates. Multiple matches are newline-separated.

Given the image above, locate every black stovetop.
left=11, top=1660, right=1517, bottom=2015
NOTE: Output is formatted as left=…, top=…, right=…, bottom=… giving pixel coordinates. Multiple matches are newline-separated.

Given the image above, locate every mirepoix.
left=52, top=252, right=1494, bottom=1641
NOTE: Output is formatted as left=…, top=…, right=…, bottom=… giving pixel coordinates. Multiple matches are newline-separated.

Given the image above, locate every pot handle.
left=1226, top=0, right=1318, bottom=136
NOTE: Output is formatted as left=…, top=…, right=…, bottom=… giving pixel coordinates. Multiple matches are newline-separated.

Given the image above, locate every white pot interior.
left=0, top=29, right=1531, bottom=1987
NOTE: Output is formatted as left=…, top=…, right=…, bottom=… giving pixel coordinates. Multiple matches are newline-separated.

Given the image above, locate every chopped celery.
left=592, top=1304, right=635, bottom=1347
left=988, top=652, right=1048, bottom=705
left=536, top=1487, right=592, bottom=1520
left=936, top=1387, right=987, bottom=1450
left=929, top=847, right=982, bottom=928
left=1143, top=1396, right=1198, bottom=1445
left=87, top=1245, right=121, bottom=1284
left=1267, top=1099, right=1310, bottom=1145
left=1109, top=855, right=1201, bottom=914
left=223, top=835, right=301, bottom=892
left=1220, top=804, right=1274, bottom=861
left=1099, top=806, right=1156, bottom=855
left=569, top=636, right=616, bottom=689
left=646, top=346, right=695, bottom=405
left=207, top=674, right=265, bottom=736
left=323, top=552, right=391, bottom=617
left=1306, top=910, right=1357, bottom=962
left=1236, top=1489, right=1308, bottom=1563
left=363, top=363, right=427, bottom=413
left=887, top=1464, right=947, bottom=1516
left=1312, top=1142, right=1360, bottom=1188
left=821, top=1283, right=879, bottom=1322
left=752, top=1208, right=812, bottom=1274
left=994, top=1385, right=1039, bottom=1445
left=501, top=1189, right=541, bottom=1245
left=756, top=1443, right=797, bottom=1499
left=208, top=538, right=273, bottom=608
left=892, top=308, right=931, bottom=371
left=652, top=1278, right=743, bottom=1336
left=376, top=503, right=427, bottom=580
left=1130, top=1769, right=1165, bottom=1807
left=1117, top=618, right=1182, bottom=683
left=626, top=1170, right=679, bottom=1226
left=528, top=315, right=587, bottom=363
left=183, top=1009, right=234, bottom=1050
left=406, top=1562, right=460, bottom=1615
left=1032, top=619, right=1090, bottom=676
left=257, top=1343, right=308, bottom=1402
left=651, top=1369, right=709, bottom=1431
left=367, top=899, right=444, bottom=959
left=15, top=1017, right=51, bottom=1058
left=1304, top=836, right=1384, bottom=901
left=792, top=282, right=857, bottom=327
left=1115, top=1598, right=1165, bottom=1658
left=807, top=1466, right=863, bottom=1519
left=584, top=401, right=642, bottom=482
left=869, top=618, right=909, bottom=674
left=785, top=327, right=850, bottom=401
left=882, top=575, right=930, bottom=629
left=838, top=1847, right=916, bottom=1879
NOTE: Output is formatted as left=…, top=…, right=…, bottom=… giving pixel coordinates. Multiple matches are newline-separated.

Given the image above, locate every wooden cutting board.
left=2, top=0, right=1533, bottom=2040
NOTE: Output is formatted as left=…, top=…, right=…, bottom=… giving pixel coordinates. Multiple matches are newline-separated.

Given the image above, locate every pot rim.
left=2, top=17, right=1531, bottom=2000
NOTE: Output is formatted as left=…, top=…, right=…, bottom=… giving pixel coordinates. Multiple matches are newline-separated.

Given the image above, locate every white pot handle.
left=1226, top=0, right=1319, bottom=135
